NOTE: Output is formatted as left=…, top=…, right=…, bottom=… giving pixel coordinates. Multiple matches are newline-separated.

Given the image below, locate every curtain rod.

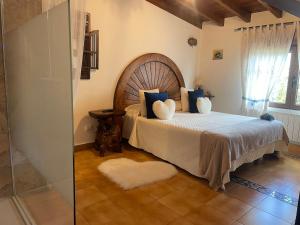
left=234, top=21, right=299, bottom=32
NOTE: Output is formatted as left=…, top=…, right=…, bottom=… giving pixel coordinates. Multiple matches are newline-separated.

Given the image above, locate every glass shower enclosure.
left=0, top=0, right=75, bottom=224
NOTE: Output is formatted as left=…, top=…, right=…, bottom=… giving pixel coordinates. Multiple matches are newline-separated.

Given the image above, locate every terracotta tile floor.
left=234, top=145, right=300, bottom=199
left=21, top=188, right=74, bottom=225
left=0, top=198, right=24, bottom=225
left=75, top=144, right=299, bottom=225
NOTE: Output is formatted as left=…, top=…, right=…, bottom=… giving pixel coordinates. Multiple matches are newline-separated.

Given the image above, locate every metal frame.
left=269, top=42, right=300, bottom=110
left=296, top=192, right=300, bottom=225
left=12, top=196, right=37, bottom=225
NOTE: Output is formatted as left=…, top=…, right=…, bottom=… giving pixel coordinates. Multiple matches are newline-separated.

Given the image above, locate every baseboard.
left=290, top=141, right=300, bottom=146
left=74, top=142, right=94, bottom=152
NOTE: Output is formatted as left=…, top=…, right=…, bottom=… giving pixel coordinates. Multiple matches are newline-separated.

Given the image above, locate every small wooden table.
left=89, top=109, right=125, bottom=156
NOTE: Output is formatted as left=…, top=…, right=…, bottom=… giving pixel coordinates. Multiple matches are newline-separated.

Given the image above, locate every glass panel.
left=0, top=8, right=13, bottom=199
left=296, top=84, right=300, bottom=105
left=2, top=1, right=74, bottom=224
left=294, top=59, right=300, bottom=106
left=270, top=53, right=292, bottom=104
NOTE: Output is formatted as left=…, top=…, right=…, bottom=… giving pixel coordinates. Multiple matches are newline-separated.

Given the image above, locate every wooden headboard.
left=114, top=53, right=185, bottom=111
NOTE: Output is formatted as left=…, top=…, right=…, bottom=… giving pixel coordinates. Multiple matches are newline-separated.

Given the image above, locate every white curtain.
left=42, top=0, right=86, bottom=105
left=241, top=24, right=295, bottom=116
left=297, top=22, right=300, bottom=77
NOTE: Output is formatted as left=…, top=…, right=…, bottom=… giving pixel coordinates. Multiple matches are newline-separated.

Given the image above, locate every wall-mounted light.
left=187, top=37, right=197, bottom=47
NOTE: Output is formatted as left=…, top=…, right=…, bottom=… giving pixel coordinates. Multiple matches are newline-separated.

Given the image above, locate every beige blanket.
left=199, top=119, right=289, bottom=189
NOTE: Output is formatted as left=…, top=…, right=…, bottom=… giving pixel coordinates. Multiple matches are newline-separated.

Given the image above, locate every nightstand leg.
left=99, top=147, right=105, bottom=157
left=95, top=119, right=106, bottom=156
left=113, top=115, right=123, bottom=153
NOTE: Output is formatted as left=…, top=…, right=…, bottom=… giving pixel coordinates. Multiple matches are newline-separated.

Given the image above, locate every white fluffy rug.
left=98, top=158, right=177, bottom=190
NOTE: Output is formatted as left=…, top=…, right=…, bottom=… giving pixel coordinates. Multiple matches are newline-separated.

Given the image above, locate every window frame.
left=269, top=39, right=300, bottom=110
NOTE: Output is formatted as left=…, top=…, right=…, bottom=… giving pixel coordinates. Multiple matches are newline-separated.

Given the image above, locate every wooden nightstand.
left=89, top=109, right=125, bottom=156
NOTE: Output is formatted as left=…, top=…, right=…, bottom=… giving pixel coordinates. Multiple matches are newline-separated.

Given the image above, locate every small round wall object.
left=188, top=37, right=197, bottom=47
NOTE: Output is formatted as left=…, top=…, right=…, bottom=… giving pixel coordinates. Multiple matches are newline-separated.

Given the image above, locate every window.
left=269, top=39, right=299, bottom=110
left=81, top=13, right=99, bottom=80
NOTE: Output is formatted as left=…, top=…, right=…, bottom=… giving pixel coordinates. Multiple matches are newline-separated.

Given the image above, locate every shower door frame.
left=0, top=1, right=75, bottom=225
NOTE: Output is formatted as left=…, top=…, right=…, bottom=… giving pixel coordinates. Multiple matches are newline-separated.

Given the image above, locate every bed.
left=114, top=53, right=289, bottom=189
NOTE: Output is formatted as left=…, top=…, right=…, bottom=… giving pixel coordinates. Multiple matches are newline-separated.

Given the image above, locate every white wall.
left=197, top=12, right=299, bottom=115
left=74, top=0, right=202, bottom=145
left=5, top=2, right=74, bottom=207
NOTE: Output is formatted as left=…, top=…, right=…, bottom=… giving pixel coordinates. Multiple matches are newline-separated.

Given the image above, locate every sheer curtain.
left=241, top=24, right=295, bottom=116
left=42, top=0, right=86, bottom=105
left=297, top=22, right=300, bottom=75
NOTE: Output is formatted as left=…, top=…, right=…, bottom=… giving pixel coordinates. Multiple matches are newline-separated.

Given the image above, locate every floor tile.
left=158, top=190, right=197, bottom=216
left=109, top=192, right=146, bottom=213
left=231, top=222, right=243, bottom=225
left=76, top=186, right=107, bottom=210
left=75, top=146, right=300, bottom=225
left=157, top=187, right=215, bottom=216
left=81, top=199, right=136, bottom=225
left=256, top=197, right=297, bottom=223
left=139, top=201, right=180, bottom=224
left=238, top=208, right=290, bottom=225
left=22, top=189, right=73, bottom=225
left=140, top=182, right=173, bottom=199
left=168, top=217, right=196, bottom=225
left=125, top=188, right=156, bottom=205
left=184, top=205, right=235, bottom=225
left=76, top=212, right=89, bottom=225
left=206, top=194, right=252, bottom=220
left=225, top=184, right=267, bottom=206
left=0, top=199, right=24, bottom=225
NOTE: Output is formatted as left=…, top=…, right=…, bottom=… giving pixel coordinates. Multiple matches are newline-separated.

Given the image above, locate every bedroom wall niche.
left=74, top=0, right=202, bottom=146
left=2, top=1, right=75, bottom=224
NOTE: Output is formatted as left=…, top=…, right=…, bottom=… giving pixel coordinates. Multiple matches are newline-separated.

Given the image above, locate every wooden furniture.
left=205, top=91, right=215, bottom=100
left=113, top=52, right=288, bottom=189
left=89, top=109, right=125, bottom=156
left=146, top=0, right=283, bottom=29
left=114, top=53, right=185, bottom=112
left=81, top=13, right=99, bottom=80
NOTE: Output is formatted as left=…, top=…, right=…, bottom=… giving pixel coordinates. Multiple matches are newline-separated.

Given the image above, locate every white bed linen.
left=128, top=112, right=287, bottom=189
left=123, top=110, right=139, bottom=140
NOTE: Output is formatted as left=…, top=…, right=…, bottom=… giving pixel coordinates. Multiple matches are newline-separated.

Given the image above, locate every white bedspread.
left=128, top=112, right=288, bottom=189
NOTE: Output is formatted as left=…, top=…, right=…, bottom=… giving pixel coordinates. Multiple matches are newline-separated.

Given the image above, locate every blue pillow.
left=260, top=113, right=275, bottom=121
left=144, top=92, right=169, bottom=118
left=188, top=89, right=204, bottom=113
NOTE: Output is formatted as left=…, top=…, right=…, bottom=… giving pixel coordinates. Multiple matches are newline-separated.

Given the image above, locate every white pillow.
left=139, top=89, right=159, bottom=117
left=175, top=101, right=182, bottom=112
left=125, top=104, right=140, bottom=114
left=180, top=87, right=193, bottom=112
left=197, top=97, right=212, bottom=114
left=153, top=99, right=176, bottom=120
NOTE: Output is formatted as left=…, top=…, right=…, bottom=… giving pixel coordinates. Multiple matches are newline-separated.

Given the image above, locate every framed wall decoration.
left=213, top=49, right=223, bottom=60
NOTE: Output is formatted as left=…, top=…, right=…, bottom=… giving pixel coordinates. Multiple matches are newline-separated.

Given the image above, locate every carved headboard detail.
left=114, top=53, right=185, bottom=111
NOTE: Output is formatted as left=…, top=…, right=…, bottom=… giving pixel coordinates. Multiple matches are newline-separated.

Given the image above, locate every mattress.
left=126, top=111, right=288, bottom=189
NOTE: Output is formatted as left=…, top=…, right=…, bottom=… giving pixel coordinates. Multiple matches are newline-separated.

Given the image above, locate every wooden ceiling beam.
left=213, top=0, right=251, bottom=22
left=146, top=0, right=203, bottom=29
left=257, top=0, right=283, bottom=18
left=194, top=0, right=224, bottom=26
